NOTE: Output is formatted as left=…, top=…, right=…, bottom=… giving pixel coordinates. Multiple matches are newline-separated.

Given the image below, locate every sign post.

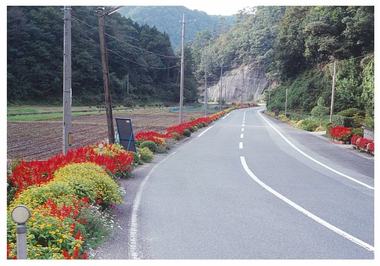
left=115, top=118, right=136, bottom=152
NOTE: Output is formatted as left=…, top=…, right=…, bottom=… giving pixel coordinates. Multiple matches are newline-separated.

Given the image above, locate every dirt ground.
left=7, top=108, right=203, bottom=161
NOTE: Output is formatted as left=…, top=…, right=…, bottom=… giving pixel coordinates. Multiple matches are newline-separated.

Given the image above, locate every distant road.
left=127, top=107, right=374, bottom=259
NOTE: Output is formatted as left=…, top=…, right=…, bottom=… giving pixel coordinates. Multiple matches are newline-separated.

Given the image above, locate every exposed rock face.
left=202, top=64, right=269, bottom=103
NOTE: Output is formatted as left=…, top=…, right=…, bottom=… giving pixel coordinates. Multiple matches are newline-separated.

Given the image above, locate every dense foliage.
left=190, top=6, right=373, bottom=128
left=118, top=6, right=234, bottom=49
left=8, top=6, right=198, bottom=105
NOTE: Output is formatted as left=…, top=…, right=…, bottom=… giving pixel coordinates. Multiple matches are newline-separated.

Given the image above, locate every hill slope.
left=118, top=6, right=234, bottom=49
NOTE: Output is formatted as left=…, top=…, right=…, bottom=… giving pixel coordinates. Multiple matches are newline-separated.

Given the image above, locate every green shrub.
left=77, top=206, right=114, bottom=248
left=7, top=210, right=84, bottom=259
left=331, top=115, right=345, bottom=126
left=53, top=163, right=123, bottom=205
left=351, top=127, right=364, bottom=136
left=297, top=119, right=319, bottom=131
left=352, top=114, right=364, bottom=128
left=364, top=115, right=374, bottom=130
left=337, top=108, right=364, bottom=117
left=156, top=144, right=167, bottom=154
left=183, top=129, right=191, bottom=137
left=140, top=141, right=158, bottom=153
left=132, top=152, right=142, bottom=165
left=139, top=147, right=154, bottom=163
left=278, top=114, right=290, bottom=122
left=189, top=126, right=198, bottom=132
left=171, top=132, right=182, bottom=141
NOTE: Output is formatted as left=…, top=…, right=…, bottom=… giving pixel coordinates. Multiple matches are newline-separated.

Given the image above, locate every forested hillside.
left=7, top=6, right=198, bottom=105
left=191, top=6, right=374, bottom=128
left=119, top=6, right=234, bottom=49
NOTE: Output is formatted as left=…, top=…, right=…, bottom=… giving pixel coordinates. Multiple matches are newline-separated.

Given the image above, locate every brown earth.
left=7, top=108, right=203, bottom=161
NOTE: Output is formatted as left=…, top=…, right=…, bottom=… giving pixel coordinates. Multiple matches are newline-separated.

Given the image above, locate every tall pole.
left=204, top=63, right=208, bottom=116
left=329, top=60, right=336, bottom=122
left=179, top=13, right=185, bottom=123
left=285, top=88, right=288, bottom=116
left=63, top=6, right=72, bottom=155
left=127, top=73, right=130, bottom=96
left=241, top=68, right=245, bottom=104
left=219, top=64, right=223, bottom=110
left=98, top=11, right=115, bottom=143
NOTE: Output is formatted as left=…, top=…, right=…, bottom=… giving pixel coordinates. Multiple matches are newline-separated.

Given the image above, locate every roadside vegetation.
left=7, top=105, right=240, bottom=259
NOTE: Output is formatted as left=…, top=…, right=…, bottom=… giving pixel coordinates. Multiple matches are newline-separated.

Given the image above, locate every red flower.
left=351, top=135, right=360, bottom=146
left=62, top=250, right=71, bottom=259
left=367, top=142, right=374, bottom=154
left=329, top=126, right=352, bottom=141
left=358, top=138, right=372, bottom=150
left=8, top=144, right=134, bottom=193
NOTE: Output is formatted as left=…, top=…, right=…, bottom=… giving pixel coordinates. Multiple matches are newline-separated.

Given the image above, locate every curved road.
left=128, top=107, right=374, bottom=259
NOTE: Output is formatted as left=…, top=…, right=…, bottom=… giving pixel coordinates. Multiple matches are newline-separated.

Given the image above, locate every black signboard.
left=115, top=118, right=136, bottom=152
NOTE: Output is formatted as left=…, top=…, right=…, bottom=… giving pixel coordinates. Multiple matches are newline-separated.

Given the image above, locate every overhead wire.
left=70, top=18, right=179, bottom=70
left=71, top=14, right=179, bottom=60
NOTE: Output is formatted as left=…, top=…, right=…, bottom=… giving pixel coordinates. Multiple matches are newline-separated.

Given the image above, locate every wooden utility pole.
left=98, top=9, right=115, bottom=143
left=219, top=64, right=223, bottom=110
left=329, top=60, right=336, bottom=122
left=179, top=13, right=185, bottom=123
left=204, top=62, right=208, bottom=116
left=285, top=88, right=288, bottom=116
left=63, top=6, right=72, bottom=154
left=241, top=68, right=245, bottom=104
left=127, top=73, right=130, bottom=96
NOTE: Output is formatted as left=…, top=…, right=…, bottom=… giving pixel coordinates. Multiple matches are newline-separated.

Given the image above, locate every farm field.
left=7, top=105, right=217, bottom=160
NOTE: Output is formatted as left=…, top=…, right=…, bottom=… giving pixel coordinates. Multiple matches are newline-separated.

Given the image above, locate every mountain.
left=191, top=6, right=374, bottom=127
left=118, top=6, right=234, bottom=49
left=7, top=6, right=198, bottom=105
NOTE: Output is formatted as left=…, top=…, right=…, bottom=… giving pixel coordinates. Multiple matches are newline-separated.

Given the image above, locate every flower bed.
left=329, top=126, right=352, bottom=143
left=7, top=162, right=124, bottom=259
left=351, top=135, right=374, bottom=155
left=8, top=144, right=134, bottom=194
left=7, top=106, right=237, bottom=259
left=135, top=131, right=172, bottom=146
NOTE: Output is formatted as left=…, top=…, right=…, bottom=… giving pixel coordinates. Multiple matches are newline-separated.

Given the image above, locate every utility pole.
left=127, top=73, right=130, bottom=96
left=285, top=88, right=288, bottom=116
left=97, top=7, right=115, bottom=143
left=204, top=62, right=208, bottom=116
left=63, top=6, right=72, bottom=154
left=329, top=60, right=336, bottom=122
left=219, top=64, right=223, bottom=110
left=241, top=68, right=245, bottom=104
left=179, top=13, right=185, bottom=123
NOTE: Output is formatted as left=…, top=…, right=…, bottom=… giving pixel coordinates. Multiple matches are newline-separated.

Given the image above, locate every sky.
left=4, top=0, right=377, bottom=16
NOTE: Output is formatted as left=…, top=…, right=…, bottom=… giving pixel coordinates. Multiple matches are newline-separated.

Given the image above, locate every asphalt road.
left=102, top=107, right=374, bottom=259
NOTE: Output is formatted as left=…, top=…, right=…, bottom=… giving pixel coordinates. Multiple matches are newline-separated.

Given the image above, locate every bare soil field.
left=7, top=108, right=204, bottom=161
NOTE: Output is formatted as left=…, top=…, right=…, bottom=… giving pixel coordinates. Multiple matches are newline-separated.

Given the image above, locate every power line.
left=72, top=32, right=179, bottom=70
left=107, top=47, right=179, bottom=70
left=72, top=15, right=179, bottom=59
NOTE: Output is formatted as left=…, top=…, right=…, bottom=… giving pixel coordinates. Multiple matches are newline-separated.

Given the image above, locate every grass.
left=7, top=111, right=107, bottom=122
left=7, top=104, right=211, bottom=122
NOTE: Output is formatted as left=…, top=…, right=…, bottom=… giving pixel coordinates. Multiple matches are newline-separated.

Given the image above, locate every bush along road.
left=102, top=107, right=372, bottom=259
left=6, top=106, right=239, bottom=259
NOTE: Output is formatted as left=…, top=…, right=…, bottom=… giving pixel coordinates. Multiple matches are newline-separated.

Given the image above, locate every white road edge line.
left=257, top=111, right=374, bottom=190
left=240, top=156, right=374, bottom=252
left=222, top=112, right=232, bottom=120
left=129, top=151, right=178, bottom=259
left=239, top=142, right=243, bottom=149
left=197, top=125, right=215, bottom=138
